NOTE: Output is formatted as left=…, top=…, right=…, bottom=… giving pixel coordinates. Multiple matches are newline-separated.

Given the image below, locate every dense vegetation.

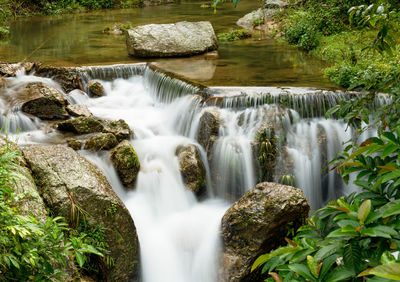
left=252, top=1, right=400, bottom=281
left=0, top=140, right=106, bottom=280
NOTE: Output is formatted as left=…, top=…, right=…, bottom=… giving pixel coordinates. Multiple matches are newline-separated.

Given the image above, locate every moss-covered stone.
left=220, top=182, right=309, bottom=282
left=102, top=119, right=133, bottom=142
left=20, top=82, right=70, bottom=120
left=66, top=138, right=83, bottom=150
left=57, top=116, right=104, bottom=135
left=110, top=140, right=140, bottom=189
left=84, top=133, right=118, bottom=151
left=22, top=145, right=140, bottom=281
left=176, top=144, right=207, bottom=197
left=87, top=80, right=105, bottom=97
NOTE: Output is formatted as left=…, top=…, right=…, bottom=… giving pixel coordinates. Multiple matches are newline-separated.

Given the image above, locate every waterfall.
left=1, top=64, right=389, bottom=281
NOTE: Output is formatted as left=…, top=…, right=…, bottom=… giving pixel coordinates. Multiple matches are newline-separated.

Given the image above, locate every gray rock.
left=102, top=119, right=133, bottom=142
left=66, top=104, right=92, bottom=117
left=57, top=116, right=104, bottom=134
left=20, top=82, right=69, bottom=120
left=126, top=21, right=218, bottom=58
left=176, top=144, right=206, bottom=196
left=22, top=145, right=140, bottom=281
left=265, top=0, right=288, bottom=9
left=110, top=140, right=140, bottom=189
left=0, top=62, right=36, bottom=76
left=236, top=8, right=275, bottom=30
left=220, top=182, right=309, bottom=282
left=84, top=133, right=118, bottom=151
left=35, top=65, right=84, bottom=93
left=87, top=80, right=105, bottom=97
left=198, top=109, right=221, bottom=158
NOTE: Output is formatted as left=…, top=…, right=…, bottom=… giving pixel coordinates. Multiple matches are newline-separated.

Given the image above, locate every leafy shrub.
left=0, top=26, right=9, bottom=39
left=218, top=29, right=251, bottom=41
left=0, top=143, right=105, bottom=280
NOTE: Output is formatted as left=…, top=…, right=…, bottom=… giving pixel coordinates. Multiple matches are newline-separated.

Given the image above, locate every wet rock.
left=126, top=21, right=218, bottom=58
left=176, top=144, right=206, bottom=196
left=66, top=104, right=92, bottom=117
left=57, top=116, right=104, bottom=134
left=0, top=62, right=36, bottom=76
left=236, top=8, right=275, bottom=30
left=110, top=140, right=140, bottom=188
left=20, top=82, right=70, bottom=120
left=220, top=182, right=309, bottom=282
left=84, top=133, right=118, bottom=151
left=87, top=80, right=105, bottom=97
left=0, top=137, right=47, bottom=220
left=35, top=65, right=84, bottom=93
left=102, top=119, right=133, bottom=142
left=66, top=138, right=83, bottom=150
left=198, top=109, right=221, bottom=158
left=22, top=145, right=140, bottom=281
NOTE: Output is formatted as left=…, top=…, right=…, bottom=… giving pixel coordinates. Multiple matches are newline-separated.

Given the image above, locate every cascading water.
left=0, top=64, right=390, bottom=281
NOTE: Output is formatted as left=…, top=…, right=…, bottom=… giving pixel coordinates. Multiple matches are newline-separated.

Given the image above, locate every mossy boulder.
left=102, top=119, right=133, bottom=142
left=20, top=82, right=70, bottom=120
left=220, top=182, right=309, bottom=282
left=87, top=80, right=105, bottom=97
left=66, top=138, right=83, bottom=150
left=57, top=117, right=104, bottom=134
left=198, top=108, right=221, bottom=159
left=66, top=104, right=92, bottom=117
left=22, top=145, right=140, bottom=282
left=84, top=133, right=118, bottom=151
left=0, top=62, right=36, bottom=76
left=110, top=140, right=140, bottom=188
left=35, top=65, right=84, bottom=93
left=176, top=144, right=207, bottom=197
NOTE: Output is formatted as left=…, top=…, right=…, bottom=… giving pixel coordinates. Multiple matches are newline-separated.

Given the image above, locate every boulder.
left=22, top=145, right=140, bottom=281
left=84, top=133, right=118, bottom=151
left=126, top=21, right=218, bottom=58
left=110, top=140, right=140, bottom=188
left=87, top=80, right=106, bottom=97
left=265, top=0, right=288, bottom=9
left=66, top=138, right=83, bottom=150
left=176, top=144, right=206, bottom=196
left=236, top=8, right=275, bottom=30
left=0, top=62, right=36, bottom=76
left=35, top=65, right=84, bottom=93
left=102, top=119, right=133, bottom=142
left=57, top=116, right=104, bottom=134
left=220, top=182, right=309, bottom=282
left=66, top=104, right=92, bottom=117
left=20, top=82, right=70, bottom=120
left=198, top=109, right=221, bottom=158
left=0, top=137, right=47, bottom=220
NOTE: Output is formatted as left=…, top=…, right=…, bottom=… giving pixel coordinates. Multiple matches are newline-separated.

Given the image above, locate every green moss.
left=218, top=29, right=251, bottom=41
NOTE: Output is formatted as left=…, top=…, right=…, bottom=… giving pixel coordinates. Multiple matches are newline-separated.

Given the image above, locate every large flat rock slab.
left=126, top=21, right=218, bottom=57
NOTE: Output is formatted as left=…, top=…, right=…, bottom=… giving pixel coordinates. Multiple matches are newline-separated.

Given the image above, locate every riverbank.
left=261, top=1, right=400, bottom=90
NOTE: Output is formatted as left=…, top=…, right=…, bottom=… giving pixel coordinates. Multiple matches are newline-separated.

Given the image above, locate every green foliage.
left=0, top=143, right=105, bottom=280
left=258, top=129, right=279, bottom=182
left=217, top=29, right=251, bottom=41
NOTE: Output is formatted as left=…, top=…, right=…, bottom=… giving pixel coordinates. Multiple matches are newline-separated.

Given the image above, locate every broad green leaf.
left=288, top=264, right=316, bottom=281
left=381, top=200, right=400, bottom=218
left=325, top=265, right=355, bottom=282
left=75, top=252, right=85, bottom=268
left=362, top=225, right=398, bottom=238
left=381, top=132, right=397, bottom=145
left=358, top=263, right=400, bottom=280
left=319, top=254, right=340, bottom=279
left=381, top=144, right=398, bottom=158
left=358, top=200, right=371, bottom=224
left=314, top=244, right=342, bottom=261
left=307, top=255, right=319, bottom=278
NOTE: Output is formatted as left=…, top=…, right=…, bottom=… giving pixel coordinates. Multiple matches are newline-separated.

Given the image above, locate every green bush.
left=0, top=143, right=105, bottom=280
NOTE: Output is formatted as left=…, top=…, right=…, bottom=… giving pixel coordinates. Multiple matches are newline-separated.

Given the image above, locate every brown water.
left=0, top=1, right=336, bottom=87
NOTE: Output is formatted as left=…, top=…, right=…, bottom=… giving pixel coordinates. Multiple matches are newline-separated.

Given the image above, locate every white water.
left=0, top=66, right=385, bottom=281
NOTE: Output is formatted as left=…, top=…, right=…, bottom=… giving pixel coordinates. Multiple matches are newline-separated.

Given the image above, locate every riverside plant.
left=0, top=141, right=105, bottom=281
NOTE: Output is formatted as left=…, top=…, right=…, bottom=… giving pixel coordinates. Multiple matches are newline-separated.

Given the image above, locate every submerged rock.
left=57, top=116, right=104, bottom=134
left=176, top=144, right=207, bottom=196
left=66, top=104, right=92, bottom=117
left=110, top=140, right=140, bottom=188
left=198, top=109, right=221, bottom=158
left=22, top=145, right=140, bottom=281
left=84, top=133, right=118, bottom=151
left=102, top=119, right=133, bottom=142
left=87, top=80, right=105, bottom=97
left=126, top=21, right=218, bottom=58
left=20, top=82, right=69, bottom=120
left=220, top=182, right=309, bottom=282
